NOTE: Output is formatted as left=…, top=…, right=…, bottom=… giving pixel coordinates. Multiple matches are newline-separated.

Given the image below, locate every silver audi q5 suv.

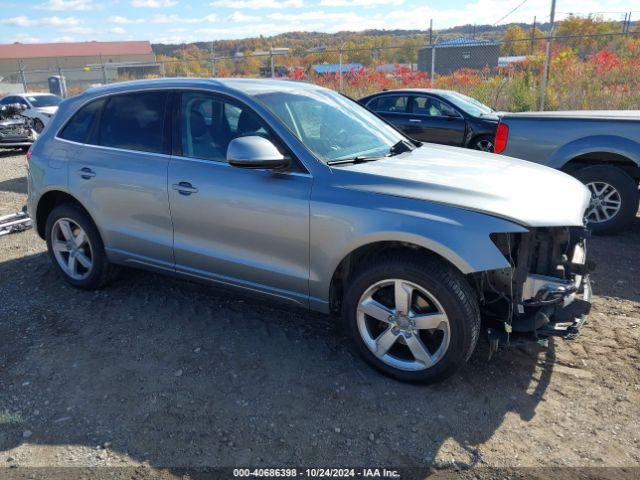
left=27, top=78, right=593, bottom=382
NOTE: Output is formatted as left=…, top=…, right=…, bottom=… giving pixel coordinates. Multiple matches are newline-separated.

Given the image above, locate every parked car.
left=0, top=102, right=37, bottom=149
left=359, top=88, right=499, bottom=151
left=495, top=111, right=640, bottom=234
left=0, top=93, right=62, bottom=133
left=27, top=79, right=592, bottom=383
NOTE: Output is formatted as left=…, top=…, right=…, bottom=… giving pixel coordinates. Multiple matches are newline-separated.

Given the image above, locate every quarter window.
left=180, top=92, right=272, bottom=162
left=58, top=98, right=105, bottom=144
left=99, top=92, right=167, bottom=153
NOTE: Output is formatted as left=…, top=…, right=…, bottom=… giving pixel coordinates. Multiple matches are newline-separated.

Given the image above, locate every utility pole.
left=530, top=16, right=537, bottom=54
left=622, top=12, right=628, bottom=33
left=539, top=0, right=556, bottom=111
left=18, top=59, right=27, bottom=93
left=429, top=19, right=433, bottom=45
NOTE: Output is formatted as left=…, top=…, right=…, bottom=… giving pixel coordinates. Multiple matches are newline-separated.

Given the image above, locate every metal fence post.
left=430, top=44, right=436, bottom=88
left=539, top=0, right=557, bottom=111
left=270, top=50, right=275, bottom=78
left=99, top=54, right=108, bottom=84
left=338, top=46, right=343, bottom=92
left=18, top=60, right=28, bottom=93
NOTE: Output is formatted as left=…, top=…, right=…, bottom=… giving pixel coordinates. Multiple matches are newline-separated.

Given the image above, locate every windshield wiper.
left=326, top=156, right=382, bottom=166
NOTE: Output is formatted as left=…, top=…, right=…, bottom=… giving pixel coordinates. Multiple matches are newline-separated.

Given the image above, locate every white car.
left=0, top=93, right=62, bottom=133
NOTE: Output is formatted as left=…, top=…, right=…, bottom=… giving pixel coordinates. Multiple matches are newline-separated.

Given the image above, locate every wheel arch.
left=561, top=151, right=640, bottom=183
left=327, top=240, right=472, bottom=316
left=35, top=189, right=93, bottom=239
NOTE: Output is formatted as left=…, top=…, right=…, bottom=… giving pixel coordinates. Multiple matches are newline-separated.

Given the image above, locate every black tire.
left=45, top=203, right=115, bottom=289
left=470, top=135, right=494, bottom=152
left=342, top=252, right=480, bottom=383
left=572, top=165, right=639, bottom=234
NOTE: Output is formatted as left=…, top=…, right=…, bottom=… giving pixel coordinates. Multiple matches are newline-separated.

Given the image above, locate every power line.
left=493, top=0, right=529, bottom=26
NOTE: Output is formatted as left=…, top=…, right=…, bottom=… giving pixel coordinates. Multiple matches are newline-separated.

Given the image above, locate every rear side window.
left=99, top=92, right=167, bottom=153
left=59, top=98, right=105, bottom=143
left=368, top=95, right=408, bottom=113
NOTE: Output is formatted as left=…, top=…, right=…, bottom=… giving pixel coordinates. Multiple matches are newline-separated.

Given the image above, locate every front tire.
left=342, top=253, right=480, bottom=383
left=45, top=204, right=114, bottom=289
left=572, top=165, right=639, bottom=234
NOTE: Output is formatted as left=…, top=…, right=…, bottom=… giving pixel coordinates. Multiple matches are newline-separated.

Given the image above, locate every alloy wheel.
left=476, top=139, right=494, bottom=152
left=585, top=181, right=622, bottom=223
left=51, top=218, right=93, bottom=280
left=356, top=279, right=450, bottom=371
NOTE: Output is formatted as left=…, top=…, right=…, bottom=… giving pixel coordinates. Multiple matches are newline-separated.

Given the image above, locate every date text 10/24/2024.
left=233, top=468, right=401, bottom=478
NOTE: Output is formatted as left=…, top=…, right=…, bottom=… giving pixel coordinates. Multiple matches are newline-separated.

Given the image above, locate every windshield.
left=439, top=91, right=493, bottom=117
left=26, top=95, right=62, bottom=107
left=251, top=87, right=406, bottom=162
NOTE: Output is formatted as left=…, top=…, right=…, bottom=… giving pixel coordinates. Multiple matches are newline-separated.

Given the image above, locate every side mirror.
left=227, top=136, right=290, bottom=170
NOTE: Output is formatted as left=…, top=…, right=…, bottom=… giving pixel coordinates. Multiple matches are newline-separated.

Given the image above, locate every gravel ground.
left=0, top=149, right=639, bottom=477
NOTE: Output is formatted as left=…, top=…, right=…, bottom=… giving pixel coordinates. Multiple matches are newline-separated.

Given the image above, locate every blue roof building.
left=312, top=63, right=364, bottom=74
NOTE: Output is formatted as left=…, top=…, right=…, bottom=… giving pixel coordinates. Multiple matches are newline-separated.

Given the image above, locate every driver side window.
left=413, top=96, right=457, bottom=117
left=180, top=92, right=274, bottom=163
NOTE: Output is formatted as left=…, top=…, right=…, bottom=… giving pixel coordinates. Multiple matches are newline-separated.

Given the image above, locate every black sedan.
left=359, top=89, right=499, bottom=152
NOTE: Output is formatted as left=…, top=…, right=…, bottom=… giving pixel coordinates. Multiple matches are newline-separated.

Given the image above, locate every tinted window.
left=0, top=96, right=15, bottom=105
left=181, top=92, right=272, bottom=162
left=99, top=92, right=167, bottom=153
left=368, top=95, right=408, bottom=113
left=59, top=98, right=105, bottom=143
left=27, top=95, right=62, bottom=107
left=413, top=96, right=457, bottom=117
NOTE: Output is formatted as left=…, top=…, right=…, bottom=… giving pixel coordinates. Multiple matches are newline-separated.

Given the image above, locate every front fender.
left=547, top=135, right=640, bottom=170
left=308, top=188, right=527, bottom=312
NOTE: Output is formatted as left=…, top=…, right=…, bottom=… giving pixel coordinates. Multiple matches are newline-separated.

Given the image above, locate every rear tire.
left=471, top=135, right=494, bottom=152
left=572, top=165, right=639, bottom=234
left=342, top=253, right=480, bottom=383
left=45, top=203, right=115, bottom=289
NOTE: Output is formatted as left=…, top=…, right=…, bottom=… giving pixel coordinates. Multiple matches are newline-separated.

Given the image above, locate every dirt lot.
left=0, top=149, right=639, bottom=477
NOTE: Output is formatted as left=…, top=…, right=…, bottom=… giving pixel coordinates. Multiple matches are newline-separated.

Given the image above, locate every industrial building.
left=418, top=37, right=500, bottom=75
left=0, top=40, right=158, bottom=89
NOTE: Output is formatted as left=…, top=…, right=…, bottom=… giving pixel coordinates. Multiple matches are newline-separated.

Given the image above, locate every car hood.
left=331, top=144, right=590, bottom=227
left=35, top=106, right=58, bottom=115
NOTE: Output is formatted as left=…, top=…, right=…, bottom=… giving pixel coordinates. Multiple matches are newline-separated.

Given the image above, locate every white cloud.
left=211, top=0, right=303, bottom=9
left=267, top=11, right=357, bottom=22
left=131, top=0, right=178, bottom=7
left=36, top=0, right=94, bottom=10
left=2, top=16, right=82, bottom=27
left=53, top=35, right=77, bottom=42
left=110, top=27, right=126, bottom=34
left=229, top=11, right=260, bottom=22
left=108, top=15, right=139, bottom=24
left=9, top=34, right=42, bottom=44
left=320, top=0, right=403, bottom=6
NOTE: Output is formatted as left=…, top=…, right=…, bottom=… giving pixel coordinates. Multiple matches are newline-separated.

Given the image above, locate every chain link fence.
left=1, top=30, right=639, bottom=111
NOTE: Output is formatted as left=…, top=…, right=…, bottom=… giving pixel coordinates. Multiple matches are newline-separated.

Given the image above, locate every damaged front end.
left=0, top=103, right=37, bottom=148
left=476, top=227, right=594, bottom=352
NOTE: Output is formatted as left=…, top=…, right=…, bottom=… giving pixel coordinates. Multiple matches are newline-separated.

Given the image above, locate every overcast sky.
left=0, top=0, right=637, bottom=45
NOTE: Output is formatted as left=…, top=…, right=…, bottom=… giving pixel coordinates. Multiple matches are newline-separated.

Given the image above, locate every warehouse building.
left=0, top=40, right=158, bottom=88
left=418, top=37, right=500, bottom=75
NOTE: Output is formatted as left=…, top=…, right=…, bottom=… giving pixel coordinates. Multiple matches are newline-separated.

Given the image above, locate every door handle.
left=172, top=181, right=198, bottom=196
left=408, top=118, right=422, bottom=123
left=78, top=167, right=96, bottom=179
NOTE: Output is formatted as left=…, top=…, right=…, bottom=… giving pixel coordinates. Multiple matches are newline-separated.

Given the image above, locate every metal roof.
left=434, top=37, right=499, bottom=48
left=313, top=63, right=363, bottom=74
left=0, top=41, right=153, bottom=59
